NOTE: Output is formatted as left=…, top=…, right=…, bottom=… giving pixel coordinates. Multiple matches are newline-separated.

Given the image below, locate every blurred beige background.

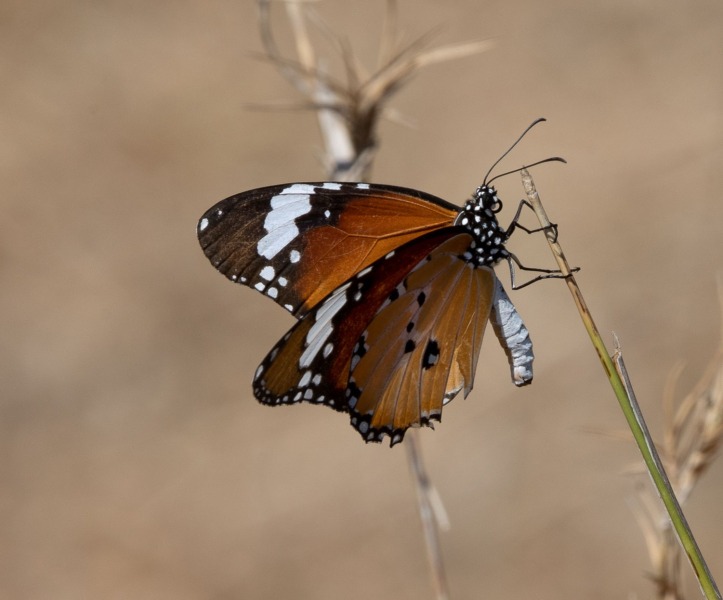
left=2, top=1, right=722, bottom=599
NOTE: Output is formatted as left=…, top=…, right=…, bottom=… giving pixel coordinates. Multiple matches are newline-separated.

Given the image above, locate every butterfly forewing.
left=347, top=234, right=497, bottom=445
left=251, top=228, right=467, bottom=416
left=198, top=182, right=459, bottom=317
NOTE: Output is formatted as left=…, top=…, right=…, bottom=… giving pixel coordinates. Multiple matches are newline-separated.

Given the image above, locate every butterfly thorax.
left=453, top=184, right=509, bottom=268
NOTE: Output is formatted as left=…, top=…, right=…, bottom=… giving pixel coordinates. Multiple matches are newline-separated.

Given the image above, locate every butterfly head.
left=474, top=184, right=503, bottom=214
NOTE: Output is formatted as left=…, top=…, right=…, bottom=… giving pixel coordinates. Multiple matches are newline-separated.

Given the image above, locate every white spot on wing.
left=267, top=287, right=278, bottom=298
left=322, top=182, right=342, bottom=190
left=356, top=183, right=370, bottom=189
left=278, top=277, right=288, bottom=287
left=289, top=249, right=301, bottom=263
left=254, top=282, right=266, bottom=292
left=299, top=370, right=312, bottom=387
left=285, top=183, right=317, bottom=194
left=260, top=265, right=275, bottom=281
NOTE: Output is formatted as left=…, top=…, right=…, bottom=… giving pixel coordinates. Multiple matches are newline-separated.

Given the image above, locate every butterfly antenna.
left=483, top=117, right=547, bottom=185
left=486, top=156, right=567, bottom=186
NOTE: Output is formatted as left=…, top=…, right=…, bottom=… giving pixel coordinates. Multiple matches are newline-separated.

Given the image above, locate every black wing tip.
left=196, top=190, right=250, bottom=241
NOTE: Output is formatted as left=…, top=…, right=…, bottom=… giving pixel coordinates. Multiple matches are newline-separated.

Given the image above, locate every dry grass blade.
left=284, top=1, right=316, bottom=72
left=677, top=359, right=723, bottom=496
left=361, top=36, right=493, bottom=113
left=258, top=0, right=308, bottom=94
left=377, top=0, right=400, bottom=68
left=413, top=39, right=496, bottom=67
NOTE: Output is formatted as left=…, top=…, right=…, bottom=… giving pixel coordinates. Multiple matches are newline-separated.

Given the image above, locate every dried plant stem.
left=666, top=338, right=723, bottom=505
left=520, top=169, right=721, bottom=600
left=406, top=431, right=450, bottom=600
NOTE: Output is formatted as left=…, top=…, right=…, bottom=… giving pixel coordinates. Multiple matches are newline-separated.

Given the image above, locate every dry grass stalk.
left=405, top=432, right=451, bottom=600
left=632, top=287, right=723, bottom=600
left=256, top=0, right=492, bottom=180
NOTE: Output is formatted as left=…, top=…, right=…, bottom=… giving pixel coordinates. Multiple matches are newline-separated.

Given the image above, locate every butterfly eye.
left=473, top=186, right=503, bottom=214
left=486, top=189, right=503, bottom=213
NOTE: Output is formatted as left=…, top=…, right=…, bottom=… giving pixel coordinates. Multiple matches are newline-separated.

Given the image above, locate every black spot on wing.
left=422, top=339, right=440, bottom=369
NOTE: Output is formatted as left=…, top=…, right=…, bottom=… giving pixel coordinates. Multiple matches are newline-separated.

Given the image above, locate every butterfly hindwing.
left=347, top=234, right=497, bottom=445
left=197, top=182, right=459, bottom=317
left=252, top=228, right=469, bottom=418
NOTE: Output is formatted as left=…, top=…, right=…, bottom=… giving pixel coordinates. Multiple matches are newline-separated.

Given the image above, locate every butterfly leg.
left=505, top=253, right=578, bottom=290
left=504, top=200, right=579, bottom=289
left=505, top=199, right=558, bottom=242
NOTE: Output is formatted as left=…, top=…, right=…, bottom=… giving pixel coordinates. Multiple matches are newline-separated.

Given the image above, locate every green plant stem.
left=520, top=169, right=721, bottom=600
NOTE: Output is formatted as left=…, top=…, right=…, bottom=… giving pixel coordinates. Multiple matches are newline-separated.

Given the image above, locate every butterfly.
left=198, top=123, right=560, bottom=446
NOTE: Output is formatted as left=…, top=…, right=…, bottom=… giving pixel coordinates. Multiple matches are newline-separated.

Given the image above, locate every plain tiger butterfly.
left=198, top=120, right=561, bottom=446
